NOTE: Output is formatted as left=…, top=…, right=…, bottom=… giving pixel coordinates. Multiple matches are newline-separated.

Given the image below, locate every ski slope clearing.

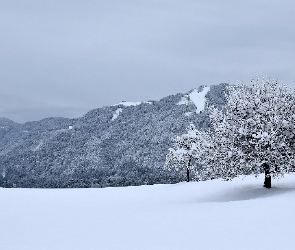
left=1, top=174, right=295, bottom=250
left=111, top=108, right=123, bottom=121
left=189, top=86, right=210, bottom=113
left=177, top=86, right=210, bottom=113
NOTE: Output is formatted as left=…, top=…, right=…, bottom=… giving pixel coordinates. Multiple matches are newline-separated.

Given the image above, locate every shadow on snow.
left=199, top=184, right=295, bottom=203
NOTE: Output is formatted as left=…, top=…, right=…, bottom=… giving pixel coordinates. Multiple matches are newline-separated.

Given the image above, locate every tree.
left=167, top=79, right=295, bottom=188
left=165, top=124, right=211, bottom=182
left=203, top=79, right=295, bottom=188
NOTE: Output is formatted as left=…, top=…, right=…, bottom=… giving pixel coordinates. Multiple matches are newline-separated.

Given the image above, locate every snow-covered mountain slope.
left=1, top=174, right=295, bottom=250
left=0, top=83, right=227, bottom=188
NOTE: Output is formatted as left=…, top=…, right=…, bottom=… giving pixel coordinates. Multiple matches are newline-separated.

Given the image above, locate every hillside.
left=1, top=174, right=295, bottom=250
left=0, top=84, right=227, bottom=188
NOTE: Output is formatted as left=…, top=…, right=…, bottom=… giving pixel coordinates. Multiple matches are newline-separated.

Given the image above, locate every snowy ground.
left=1, top=174, right=295, bottom=250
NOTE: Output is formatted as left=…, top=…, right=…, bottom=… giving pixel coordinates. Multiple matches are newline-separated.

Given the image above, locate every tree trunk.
left=186, top=157, right=192, bottom=182
left=263, top=163, right=271, bottom=188
left=186, top=168, right=190, bottom=182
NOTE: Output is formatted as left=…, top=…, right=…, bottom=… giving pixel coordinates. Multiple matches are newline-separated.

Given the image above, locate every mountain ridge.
left=0, top=83, right=227, bottom=188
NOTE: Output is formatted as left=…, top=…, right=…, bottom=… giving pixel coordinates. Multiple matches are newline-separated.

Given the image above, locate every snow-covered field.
left=1, top=174, right=295, bottom=250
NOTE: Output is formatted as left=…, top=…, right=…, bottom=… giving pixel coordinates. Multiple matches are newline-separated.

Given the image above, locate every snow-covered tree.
left=201, top=79, right=295, bottom=188
left=165, top=124, right=211, bottom=182
left=167, top=79, right=295, bottom=188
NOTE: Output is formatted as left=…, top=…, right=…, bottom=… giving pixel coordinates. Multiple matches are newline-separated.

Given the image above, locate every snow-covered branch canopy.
left=166, top=79, right=295, bottom=181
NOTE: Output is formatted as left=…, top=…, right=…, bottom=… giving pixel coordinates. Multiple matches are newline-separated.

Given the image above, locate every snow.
left=1, top=174, right=295, bottom=250
left=113, top=101, right=152, bottom=107
left=33, top=142, right=43, bottom=151
left=177, top=87, right=210, bottom=113
left=111, top=108, right=123, bottom=121
left=189, top=86, right=210, bottom=113
left=110, top=101, right=152, bottom=119
left=175, top=149, right=187, bottom=155
left=177, top=96, right=189, bottom=105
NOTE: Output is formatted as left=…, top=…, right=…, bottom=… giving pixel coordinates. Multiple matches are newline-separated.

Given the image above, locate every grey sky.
left=1, top=0, right=295, bottom=123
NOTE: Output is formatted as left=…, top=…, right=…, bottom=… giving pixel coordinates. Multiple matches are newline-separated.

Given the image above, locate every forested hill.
left=0, top=84, right=227, bottom=188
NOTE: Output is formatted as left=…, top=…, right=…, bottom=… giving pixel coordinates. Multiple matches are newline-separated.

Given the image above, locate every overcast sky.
left=1, top=0, right=295, bottom=123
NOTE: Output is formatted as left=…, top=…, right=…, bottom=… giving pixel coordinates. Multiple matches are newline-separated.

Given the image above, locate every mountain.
left=0, top=83, right=227, bottom=188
